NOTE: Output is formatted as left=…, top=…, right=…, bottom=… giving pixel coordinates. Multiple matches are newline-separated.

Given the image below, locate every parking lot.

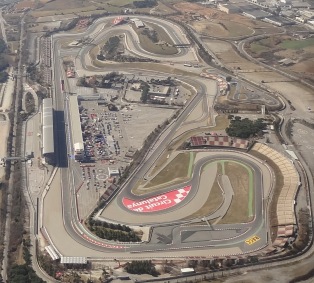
left=75, top=100, right=175, bottom=218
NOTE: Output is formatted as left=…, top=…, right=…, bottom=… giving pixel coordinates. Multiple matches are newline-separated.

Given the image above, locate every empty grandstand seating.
left=252, top=143, right=299, bottom=225
left=102, top=184, right=118, bottom=201
left=190, top=136, right=249, bottom=149
left=200, top=72, right=228, bottom=92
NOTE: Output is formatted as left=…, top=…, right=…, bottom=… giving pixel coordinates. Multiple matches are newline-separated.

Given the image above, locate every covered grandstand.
left=42, top=98, right=55, bottom=164
left=69, top=96, right=84, bottom=160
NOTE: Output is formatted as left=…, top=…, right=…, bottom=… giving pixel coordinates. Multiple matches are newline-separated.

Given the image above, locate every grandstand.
left=42, top=98, right=55, bottom=164
left=200, top=72, right=228, bottom=92
left=69, top=96, right=84, bottom=160
left=112, top=16, right=125, bottom=26
left=190, top=135, right=249, bottom=149
left=252, top=143, right=300, bottom=225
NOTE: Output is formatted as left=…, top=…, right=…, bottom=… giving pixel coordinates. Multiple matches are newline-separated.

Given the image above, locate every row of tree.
left=88, top=218, right=132, bottom=232
left=90, top=226, right=141, bottom=242
left=0, top=38, right=8, bottom=83
left=8, top=239, right=45, bottom=283
left=125, top=260, right=159, bottom=277
left=133, top=0, right=157, bottom=9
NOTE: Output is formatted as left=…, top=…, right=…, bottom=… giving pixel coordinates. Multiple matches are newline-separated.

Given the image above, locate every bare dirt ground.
left=171, top=2, right=281, bottom=36
left=218, top=161, right=252, bottom=224
left=184, top=161, right=224, bottom=219
left=204, top=40, right=264, bottom=71
left=37, top=0, right=94, bottom=11
left=123, top=105, right=175, bottom=150
left=202, top=39, right=314, bottom=111
left=145, top=152, right=192, bottom=188
left=192, top=20, right=254, bottom=38
left=248, top=35, right=314, bottom=83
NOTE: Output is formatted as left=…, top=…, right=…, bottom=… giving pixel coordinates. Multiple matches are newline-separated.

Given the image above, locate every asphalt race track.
left=46, top=15, right=274, bottom=258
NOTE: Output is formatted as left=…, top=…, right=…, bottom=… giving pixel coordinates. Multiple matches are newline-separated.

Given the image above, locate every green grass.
left=250, top=42, right=269, bottom=53
left=107, top=0, right=135, bottom=6
left=280, top=38, right=314, bottom=50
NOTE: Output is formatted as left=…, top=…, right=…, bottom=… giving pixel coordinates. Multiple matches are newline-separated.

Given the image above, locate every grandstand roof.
left=60, top=257, right=87, bottom=264
left=42, top=98, right=54, bottom=155
left=69, top=96, right=84, bottom=153
left=45, top=245, right=60, bottom=260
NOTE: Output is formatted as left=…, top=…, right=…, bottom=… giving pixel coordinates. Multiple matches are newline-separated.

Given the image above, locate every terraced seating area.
left=252, top=143, right=299, bottom=225
left=190, top=136, right=249, bottom=149
left=200, top=72, right=228, bottom=92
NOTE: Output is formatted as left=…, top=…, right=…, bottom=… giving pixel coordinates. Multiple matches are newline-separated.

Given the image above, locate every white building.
left=108, top=167, right=120, bottom=177
left=130, top=18, right=145, bottom=28
left=69, top=96, right=84, bottom=160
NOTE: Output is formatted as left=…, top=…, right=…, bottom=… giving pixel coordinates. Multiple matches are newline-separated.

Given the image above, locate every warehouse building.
left=218, top=3, right=241, bottom=13
left=69, top=96, right=84, bottom=160
left=263, top=16, right=294, bottom=26
left=130, top=18, right=145, bottom=28
left=243, top=10, right=271, bottom=19
left=42, top=98, right=55, bottom=164
left=148, top=86, right=170, bottom=97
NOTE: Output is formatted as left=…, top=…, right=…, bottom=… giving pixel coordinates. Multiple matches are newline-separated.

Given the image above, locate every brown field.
left=218, top=161, right=252, bottom=224
left=148, top=114, right=229, bottom=175
left=248, top=35, right=314, bottom=82
left=144, top=152, right=193, bottom=188
left=15, top=0, right=36, bottom=10
left=171, top=2, right=282, bottom=35
left=151, top=1, right=177, bottom=15
left=184, top=162, right=224, bottom=219
left=192, top=20, right=253, bottom=38
left=132, top=22, right=178, bottom=55
left=204, top=40, right=264, bottom=72
left=88, top=45, right=198, bottom=76
left=36, top=0, right=96, bottom=11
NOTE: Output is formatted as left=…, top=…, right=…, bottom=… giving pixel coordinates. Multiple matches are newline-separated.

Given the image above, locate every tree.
left=140, top=82, right=150, bottom=103
left=226, top=117, right=266, bottom=138
left=125, top=260, right=159, bottom=277
left=0, top=71, right=8, bottom=83
left=226, top=76, right=232, bottom=82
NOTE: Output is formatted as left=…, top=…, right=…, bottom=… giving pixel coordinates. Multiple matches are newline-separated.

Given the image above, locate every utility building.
left=69, top=96, right=84, bottom=160
left=108, top=167, right=120, bottom=177
left=42, top=98, right=55, bottom=164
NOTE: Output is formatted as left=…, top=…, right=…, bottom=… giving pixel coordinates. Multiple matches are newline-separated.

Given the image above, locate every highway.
left=46, top=15, right=272, bottom=259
